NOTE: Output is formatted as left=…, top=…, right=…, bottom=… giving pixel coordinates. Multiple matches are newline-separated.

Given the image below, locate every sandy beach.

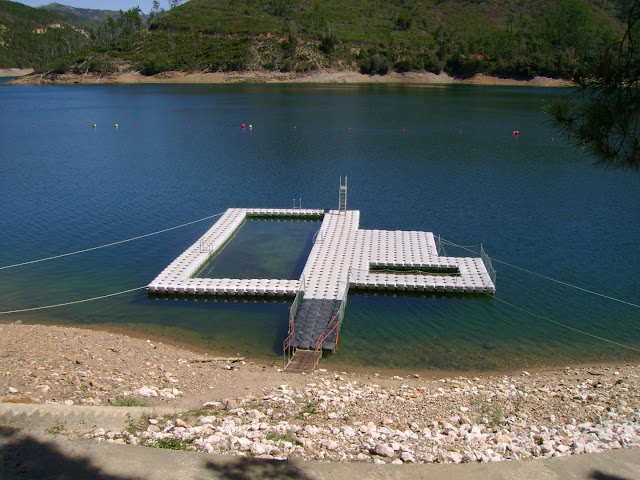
left=1, top=322, right=638, bottom=465
left=6, top=69, right=574, bottom=87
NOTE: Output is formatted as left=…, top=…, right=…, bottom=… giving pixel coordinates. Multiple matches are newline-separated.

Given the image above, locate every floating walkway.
left=148, top=199, right=496, bottom=371
left=147, top=208, right=322, bottom=296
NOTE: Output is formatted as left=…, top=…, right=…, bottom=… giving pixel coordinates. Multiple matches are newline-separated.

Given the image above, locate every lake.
left=1, top=83, right=638, bottom=372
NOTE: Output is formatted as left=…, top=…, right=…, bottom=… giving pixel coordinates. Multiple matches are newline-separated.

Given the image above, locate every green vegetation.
left=266, top=431, right=297, bottom=443
left=545, top=0, right=640, bottom=170
left=39, top=2, right=128, bottom=30
left=0, top=0, right=89, bottom=69
left=152, top=437, right=194, bottom=450
left=0, top=0, right=631, bottom=81
left=111, top=396, right=150, bottom=407
left=46, top=420, right=65, bottom=435
left=296, top=404, right=317, bottom=419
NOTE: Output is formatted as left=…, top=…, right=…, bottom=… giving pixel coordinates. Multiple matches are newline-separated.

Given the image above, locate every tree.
left=546, top=0, right=640, bottom=170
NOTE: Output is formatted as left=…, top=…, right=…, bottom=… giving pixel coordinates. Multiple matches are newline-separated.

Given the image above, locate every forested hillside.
left=0, top=0, right=631, bottom=80
left=0, top=0, right=89, bottom=68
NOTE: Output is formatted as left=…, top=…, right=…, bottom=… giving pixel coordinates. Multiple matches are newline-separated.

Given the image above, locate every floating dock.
left=148, top=186, right=496, bottom=371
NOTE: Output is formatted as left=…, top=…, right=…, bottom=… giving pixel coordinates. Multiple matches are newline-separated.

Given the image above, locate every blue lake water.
left=1, top=83, right=639, bottom=372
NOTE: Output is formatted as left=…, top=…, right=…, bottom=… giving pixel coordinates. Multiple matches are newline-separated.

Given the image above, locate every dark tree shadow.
left=590, top=471, right=633, bottom=480
left=0, top=426, right=136, bottom=480
left=206, top=457, right=314, bottom=480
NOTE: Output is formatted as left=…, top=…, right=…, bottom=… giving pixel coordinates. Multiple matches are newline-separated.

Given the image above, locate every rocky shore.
left=5, top=69, right=573, bottom=87
left=1, top=323, right=638, bottom=465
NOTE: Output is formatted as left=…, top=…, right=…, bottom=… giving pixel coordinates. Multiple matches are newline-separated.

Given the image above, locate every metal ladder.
left=338, top=176, right=348, bottom=213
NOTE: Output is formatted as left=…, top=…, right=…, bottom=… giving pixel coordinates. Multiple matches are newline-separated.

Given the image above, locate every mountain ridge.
left=0, top=0, right=629, bottom=81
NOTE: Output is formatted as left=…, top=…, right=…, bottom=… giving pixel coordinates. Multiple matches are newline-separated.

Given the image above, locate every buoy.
left=114, top=124, right=118, bottom=128
left=513, top=130, right=519, bottom=136
left=93, top=124, right=97, bottom=128
left=294, top=126, right=297, bottom=130
left=241, top=123, right=246, bottom=128
left=249, top=124, right=253, bottom=129
left=187, top=124, right=191, bottom=128
left=551, top=137, right=554, bottom=142
left=458, top=129, right=462, bottom=135
left=348, top=127, right=351, bottom=131
left=136, top=124, right=140, bottom=128
left=402, top=128, right=406, bottom=133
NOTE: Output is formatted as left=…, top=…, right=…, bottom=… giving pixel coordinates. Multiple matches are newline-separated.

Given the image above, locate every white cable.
left=0, top=287, right=146, bottom=315
left=492, top=295, right=640, bottom=353
left=0, top=211, right=226, bottom=270
left=439, top=238, right=640, bottom=309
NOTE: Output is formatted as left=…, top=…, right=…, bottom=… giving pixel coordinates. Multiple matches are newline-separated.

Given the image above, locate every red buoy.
left=513, top=130, right=519, bottom=136
left=241, top=123, right=246, bottom=128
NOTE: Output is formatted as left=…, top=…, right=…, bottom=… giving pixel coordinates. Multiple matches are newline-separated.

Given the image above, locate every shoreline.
left=5, top=69, right=574, bottom=87
left=1, top=322, right=638, bottom=465
left=2, top=319, right=631, bottom=382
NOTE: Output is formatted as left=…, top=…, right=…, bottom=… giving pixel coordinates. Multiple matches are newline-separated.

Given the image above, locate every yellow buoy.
left=114, top=123, right=119, bottom=128
left=93, top=124, right=97, bottom=128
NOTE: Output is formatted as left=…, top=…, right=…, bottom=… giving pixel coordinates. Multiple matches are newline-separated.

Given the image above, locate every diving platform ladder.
left=338, top=176, right=348, bottom=213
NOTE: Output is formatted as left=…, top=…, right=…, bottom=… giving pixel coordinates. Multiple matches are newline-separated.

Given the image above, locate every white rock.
left=400, top=452, right=415, bottom=463
left=304, top=425, right=319, bottom=436
left=251, top=443, right=268, bottom=455
left=237, top=437, right=251, bottom=451
left=374, top=444, right=395, bottom=458
left=204, top=443, right=214, bottom=454
left=64, top=399, right=74, bottom=406
left=137, top=387, right=158, bottom=397
left=7, top=387, right=18, bottom=394
left=448, top=452, right=463, bottom=463
left=322, top=440, right=339, bottom=450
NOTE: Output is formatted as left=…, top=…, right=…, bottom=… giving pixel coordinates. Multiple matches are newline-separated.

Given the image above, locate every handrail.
left=479, top=244, right=497, bottom=287
left=283, top=274, right=306, bottom=368
left=314, top=281, right=348, bottom=354
left=315, top=310, right=341, bottom=353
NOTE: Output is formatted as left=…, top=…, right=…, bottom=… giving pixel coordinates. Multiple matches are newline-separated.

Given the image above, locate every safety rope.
left=491, top=295, right=640, bottom=353
left=0, top=286, right=146, bottom=315
left=439, top=238, right=640, bottom=310
left=0, top=211, right=226, bottom=270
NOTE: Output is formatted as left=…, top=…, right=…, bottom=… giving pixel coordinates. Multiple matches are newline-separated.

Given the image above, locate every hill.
left=39, top=3, right=149, bottom=30
left=136, top=0, right=627, bottom=79
left=0, top=0, right=629, bottom=81
left=0, top=0, right=90, bottom=69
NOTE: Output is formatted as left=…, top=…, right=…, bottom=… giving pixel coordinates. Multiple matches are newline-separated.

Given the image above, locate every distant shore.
left=6, top=69, right=574, bottom=87
left=0, top=68, right=34, bottom=77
